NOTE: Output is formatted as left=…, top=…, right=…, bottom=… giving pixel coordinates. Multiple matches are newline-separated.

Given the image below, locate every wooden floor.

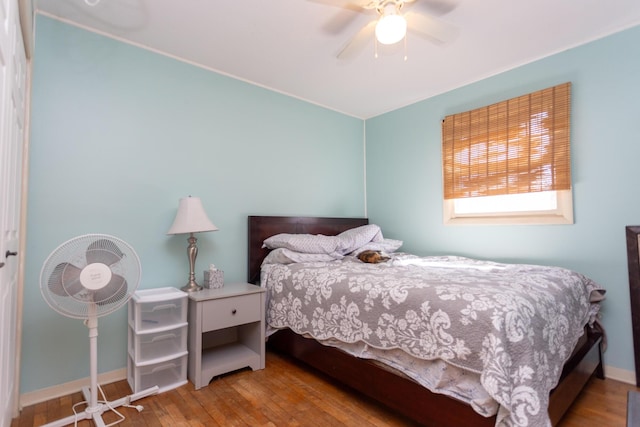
left=11, top=350, right=639, bottom=427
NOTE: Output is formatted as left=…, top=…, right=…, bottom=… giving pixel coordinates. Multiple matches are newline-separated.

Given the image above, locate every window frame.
left=443, top=189, right=574, bottom=225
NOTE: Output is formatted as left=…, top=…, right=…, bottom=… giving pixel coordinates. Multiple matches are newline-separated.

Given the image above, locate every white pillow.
left=262, top=248, right=338, bottom=265
left=335, top=224, right=383, bottom=254
left=349, top=239, right=403, bottom=256
left=262, top=224, right=396, bottom=257
left=263, top=233, right=339, bottom=255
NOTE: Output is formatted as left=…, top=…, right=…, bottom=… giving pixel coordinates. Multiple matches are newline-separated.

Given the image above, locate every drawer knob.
left=232, top=309, right=237, bottom=315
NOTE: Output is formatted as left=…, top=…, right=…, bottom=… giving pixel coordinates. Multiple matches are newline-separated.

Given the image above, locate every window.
left=441, top=83, right=573, bottom=225
left=443, top=190, right=573, bottom=225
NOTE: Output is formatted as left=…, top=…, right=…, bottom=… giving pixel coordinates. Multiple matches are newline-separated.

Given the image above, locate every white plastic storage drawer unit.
left=128, top=287, right=187, bottom=332
left=128, top=322, right=188, bottom=364
left=127, top=351, right=188, bottom=394
left=128, top=287, right=188, bottom=394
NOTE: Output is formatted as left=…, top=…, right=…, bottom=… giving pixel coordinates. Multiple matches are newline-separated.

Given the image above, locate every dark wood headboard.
left=247, top=216, right=369, bottom=284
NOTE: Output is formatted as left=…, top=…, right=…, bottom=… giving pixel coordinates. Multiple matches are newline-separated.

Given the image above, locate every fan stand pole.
left=87, top=315, right=104, bottom=424
left=41, top=313, right=159, bottom=427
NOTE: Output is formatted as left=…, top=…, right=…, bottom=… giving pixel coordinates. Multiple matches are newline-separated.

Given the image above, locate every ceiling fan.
left=312, top=0, right=459, bottom=59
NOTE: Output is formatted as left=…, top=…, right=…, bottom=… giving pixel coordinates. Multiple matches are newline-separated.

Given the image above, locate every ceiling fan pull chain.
left=404, top=35, right=408, bottom=61
left=374, top=37, right=379, bottom=59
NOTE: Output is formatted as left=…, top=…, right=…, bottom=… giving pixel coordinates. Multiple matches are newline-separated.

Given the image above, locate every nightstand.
left=187, top=282, right=266, bottom=390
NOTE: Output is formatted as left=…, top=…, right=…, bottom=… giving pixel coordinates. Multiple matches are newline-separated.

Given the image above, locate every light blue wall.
left=23, top=13, right=640, bottom=396
left=22, top=16, right=365, bottom=393
left=365, top=25, right=640, bottom=373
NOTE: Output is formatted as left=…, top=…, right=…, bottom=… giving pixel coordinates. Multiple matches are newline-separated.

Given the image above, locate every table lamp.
left=167, top=196, right=218, bottom=292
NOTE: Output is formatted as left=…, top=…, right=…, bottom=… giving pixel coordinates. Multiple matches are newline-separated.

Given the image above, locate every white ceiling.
left=34, top=0, right=640, bottom=119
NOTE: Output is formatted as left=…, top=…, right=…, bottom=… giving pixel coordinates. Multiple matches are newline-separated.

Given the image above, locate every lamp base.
left=181, top=280, right=202, bottom=293
left=180, top=233, right=203, bottom=292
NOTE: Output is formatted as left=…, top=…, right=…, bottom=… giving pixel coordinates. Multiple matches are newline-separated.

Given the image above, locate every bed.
left=247, top=215, right=605, bottom=427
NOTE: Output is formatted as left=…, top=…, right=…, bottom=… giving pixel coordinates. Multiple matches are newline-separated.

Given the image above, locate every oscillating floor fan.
left=40, top=234, right=159, bottom=427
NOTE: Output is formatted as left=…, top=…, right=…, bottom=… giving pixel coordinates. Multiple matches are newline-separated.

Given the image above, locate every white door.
left=0, top=0, right=26, bottom=425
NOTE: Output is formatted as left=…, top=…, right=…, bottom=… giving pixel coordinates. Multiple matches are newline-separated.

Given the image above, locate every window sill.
left=443, top=190, right=574, bottom=226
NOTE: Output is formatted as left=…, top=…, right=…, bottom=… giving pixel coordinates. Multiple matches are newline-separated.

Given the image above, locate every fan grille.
left=40, top=234, right=141, bottom=319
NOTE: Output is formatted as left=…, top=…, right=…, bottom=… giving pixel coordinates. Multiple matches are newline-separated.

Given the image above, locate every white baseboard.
left=19, top=368, right=127, bottom=409
left=604, top=364, right=636, bottom=385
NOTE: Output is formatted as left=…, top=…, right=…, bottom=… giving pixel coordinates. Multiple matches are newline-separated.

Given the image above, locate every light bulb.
left=375, top=14, right=407, bottom=45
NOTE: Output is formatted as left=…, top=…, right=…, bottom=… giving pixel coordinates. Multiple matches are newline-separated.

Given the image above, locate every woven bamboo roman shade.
left=442, top=83, right=571, bottom=200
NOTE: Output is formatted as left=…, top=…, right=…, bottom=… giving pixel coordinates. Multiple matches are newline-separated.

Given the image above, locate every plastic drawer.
left=128, top=287, right=187, bottom=332
left=128, top=323, right=188, bottom=364
left=127, top=351, right=188, bottom=394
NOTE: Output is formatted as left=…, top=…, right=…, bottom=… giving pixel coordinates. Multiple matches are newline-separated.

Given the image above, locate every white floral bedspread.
left=261, top=253, right=605, bottom=427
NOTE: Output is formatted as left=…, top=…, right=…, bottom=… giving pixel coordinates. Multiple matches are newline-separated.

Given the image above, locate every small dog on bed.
left=357, top=250, right=390, bottom=264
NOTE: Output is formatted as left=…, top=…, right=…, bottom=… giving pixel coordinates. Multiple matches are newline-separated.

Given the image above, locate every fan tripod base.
left=41, top=385, right=159, bottom=427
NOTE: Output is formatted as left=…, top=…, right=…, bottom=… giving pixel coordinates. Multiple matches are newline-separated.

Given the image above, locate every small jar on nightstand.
left=187, top=282, right=266, bottom=390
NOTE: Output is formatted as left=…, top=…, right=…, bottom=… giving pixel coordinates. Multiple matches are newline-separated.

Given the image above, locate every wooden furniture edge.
left=626, top=225, right=640, bottom=387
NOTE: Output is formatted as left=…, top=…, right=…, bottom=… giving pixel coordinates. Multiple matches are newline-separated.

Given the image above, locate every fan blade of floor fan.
left=405, top=10, right=458, bottom=43
left=94, top=274, right=128, bottom=304
left=86, top=239, right=124, bottom=265
left=337, top=19, right=377, bottom=60
left=48, top=262, right=84, bottom=296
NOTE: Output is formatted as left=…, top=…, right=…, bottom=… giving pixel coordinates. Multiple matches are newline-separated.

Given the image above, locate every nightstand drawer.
left=202, top=293, right=261, bottom=331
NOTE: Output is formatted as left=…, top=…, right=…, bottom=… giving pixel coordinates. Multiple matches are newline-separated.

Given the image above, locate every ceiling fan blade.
left=412, top=0, right=460, bottom=16
left=309, top=0, right=376, bottom=35
left=48, top=262, right=83, bottom=297
left=93, top=273, right=128, bottom=305
left=308, top=0, right=373, bottom=11
left=322, top=9, right=364, bottom=35
left=337, top=20, right=377, bottom=60
left=405, top=11, right=458, bottom=44
left=86, top=239, right=124, bottom=266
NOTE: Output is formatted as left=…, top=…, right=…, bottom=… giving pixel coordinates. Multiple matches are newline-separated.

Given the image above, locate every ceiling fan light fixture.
left=375, top=13, right=407, bottom=45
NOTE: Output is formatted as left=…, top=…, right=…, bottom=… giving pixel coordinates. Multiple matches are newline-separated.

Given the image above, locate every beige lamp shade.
left=167, top=196, right=218, bottom=235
